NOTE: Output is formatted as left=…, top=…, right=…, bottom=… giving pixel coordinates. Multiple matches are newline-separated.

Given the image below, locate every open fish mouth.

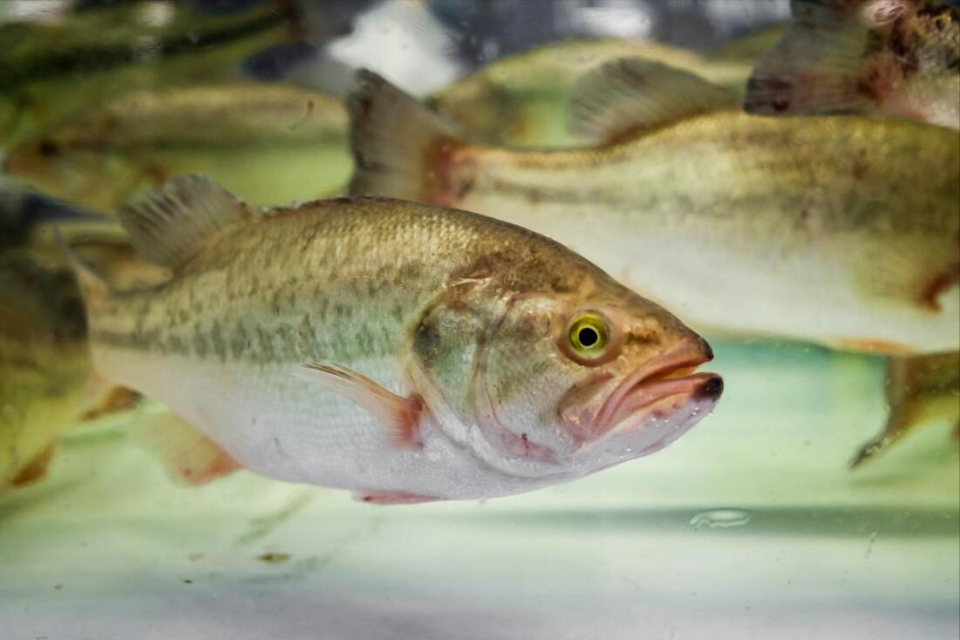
left=593, top=344, right=722, bottom=439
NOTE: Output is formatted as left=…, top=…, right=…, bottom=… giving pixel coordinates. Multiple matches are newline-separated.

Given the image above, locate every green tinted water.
left=1, top=340, right=956, bottom=639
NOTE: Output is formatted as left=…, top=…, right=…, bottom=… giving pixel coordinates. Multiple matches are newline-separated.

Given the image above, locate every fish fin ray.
left=347, top=69, right=465, bottom=203
left=568, top=58, right=737, bottom=143
left=119, top=175, right=252, bottom=268
left=132, top=411, right=241, bottom=486
left=744, top=0, right=891, bottom=117
left=300, top=362, right=423, bottom=449
left=354, top=491, right=440, bottom=505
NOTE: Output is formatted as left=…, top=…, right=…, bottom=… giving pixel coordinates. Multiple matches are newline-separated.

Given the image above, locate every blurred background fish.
left=429, top=37, right=756, bottom=148
left=349, top=66, right=959, bottom=356
left=0, top=249, right=89, bottom=489
left=746, top=0, right=960, bottom=130
left=0, top=188, right=151, bottom=490
left=740, top=0, right=960, bottom=463
left=4, top=82, right=349, bottom=212
left=0, top=0, right=308, bottom=148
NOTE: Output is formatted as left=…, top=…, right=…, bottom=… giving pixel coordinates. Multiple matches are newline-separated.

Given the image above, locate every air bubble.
left=689, top=508, right=752, bottom=530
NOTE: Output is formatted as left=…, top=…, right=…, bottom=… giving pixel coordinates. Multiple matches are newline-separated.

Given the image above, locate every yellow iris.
left=567, top=313, right=609, bottom=357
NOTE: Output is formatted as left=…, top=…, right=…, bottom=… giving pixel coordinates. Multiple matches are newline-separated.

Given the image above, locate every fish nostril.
left=694, top=375, right=723, bottom=400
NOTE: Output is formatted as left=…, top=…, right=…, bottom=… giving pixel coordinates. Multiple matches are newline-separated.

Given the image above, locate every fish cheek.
left=480, top=308, right=583, bottom=454
left=411, top=299, right=490, bottom=425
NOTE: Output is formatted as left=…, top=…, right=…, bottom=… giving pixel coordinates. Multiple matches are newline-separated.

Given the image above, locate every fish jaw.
left=556, top=338, right=717, bottom=445
left=591, top=343, right=716, bottom=439
left=578, top=375, right=723, bottom=470
left=594, top=372, right=722, bottom=442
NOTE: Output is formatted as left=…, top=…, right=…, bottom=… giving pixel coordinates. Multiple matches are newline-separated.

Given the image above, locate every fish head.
left=414, top=272, right=722, bottom=479
left=3, top=137, right=133, bottom=212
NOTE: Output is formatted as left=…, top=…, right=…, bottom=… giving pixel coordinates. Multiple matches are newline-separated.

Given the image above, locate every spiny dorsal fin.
left=568, top=58, right=738, bottom=143
left=744, top=0, right=881, bottom=117
left=119, top=175, right=251, bottom=268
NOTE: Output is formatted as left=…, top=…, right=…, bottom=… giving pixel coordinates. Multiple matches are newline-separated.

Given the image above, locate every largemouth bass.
left=348, top=64, right=960, bottom=356
left=746, top=0, right=960, bottom=130
left=5, top=83, right=350, bottom=211
left=428, top=38, right=755, bottom=148
left=71, top=176, right=721, bottom=502
left=0, top=0, right=300, bottom=147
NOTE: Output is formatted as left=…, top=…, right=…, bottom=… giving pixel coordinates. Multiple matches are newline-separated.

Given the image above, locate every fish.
left=745, top=0, right=960, bottom=130
left=68, top=175, right=722, bottom=502
left=0, top=0, right=301, bottom=147
left=4, top=82, right=350, bottom=212
left=852, top=352, right=959, bottom=465
left=428, top=38, right=756, bottom=148
left=0, top=253, right=89, bottom=488
left=0, top=192, right=157, bottom=489
left=347, top=64, right=960, bottom=356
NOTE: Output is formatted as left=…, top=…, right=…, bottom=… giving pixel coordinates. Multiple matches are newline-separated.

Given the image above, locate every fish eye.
left=566, top=312, right=610, bottom=361
left=38, top=140, right=60, bottom=158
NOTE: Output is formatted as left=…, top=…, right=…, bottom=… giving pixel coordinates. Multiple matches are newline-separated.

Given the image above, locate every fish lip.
left=592, top=341, right=718, bottom=438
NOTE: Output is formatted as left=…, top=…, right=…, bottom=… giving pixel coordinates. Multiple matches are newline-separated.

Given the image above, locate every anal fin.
left=11, top=444, right=57, bottom=488
left=133, top=411, right=240, bottom=486
left=78, top=386, right=141, bottom=423
left=852, top=353, right=960, bottom=467
left=355, top=491, right=439, bottom=505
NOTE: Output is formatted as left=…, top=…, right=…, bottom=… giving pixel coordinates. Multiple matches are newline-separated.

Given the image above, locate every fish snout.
left=694, top=374, right=724, bottom=401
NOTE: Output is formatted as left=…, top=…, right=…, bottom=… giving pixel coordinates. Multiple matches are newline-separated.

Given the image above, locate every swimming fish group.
left=0, top=0, right=956, bottom=499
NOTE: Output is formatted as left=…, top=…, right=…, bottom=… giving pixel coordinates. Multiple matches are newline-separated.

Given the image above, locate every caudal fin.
left=347, top=70, right=466, bottom=203
left=744, top=0, right=882, bottom=117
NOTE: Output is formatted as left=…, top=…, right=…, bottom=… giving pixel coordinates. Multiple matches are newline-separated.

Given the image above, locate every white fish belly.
left=94, top=348, right=539, bottom=499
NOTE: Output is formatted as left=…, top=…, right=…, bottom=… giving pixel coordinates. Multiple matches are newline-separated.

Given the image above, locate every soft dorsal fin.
left=568, top=58, right=738, bottom=143
left=119, top=175, right=251, bottom=268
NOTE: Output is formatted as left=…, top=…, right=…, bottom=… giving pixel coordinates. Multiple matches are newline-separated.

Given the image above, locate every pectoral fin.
left=300, top=363, right=424, bottom=448
left=132, top=411, right=240, bottom=486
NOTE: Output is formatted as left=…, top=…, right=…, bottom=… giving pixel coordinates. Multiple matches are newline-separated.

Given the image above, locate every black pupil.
left=578, top=326, right=599, bottom=348
left=38, top=140, right=59, bottom=158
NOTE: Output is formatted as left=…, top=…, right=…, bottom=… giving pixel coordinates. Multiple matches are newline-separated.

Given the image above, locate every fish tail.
left=744, top=0, right=882, bottom=117
left=347, top=70, right=469, bottom=205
